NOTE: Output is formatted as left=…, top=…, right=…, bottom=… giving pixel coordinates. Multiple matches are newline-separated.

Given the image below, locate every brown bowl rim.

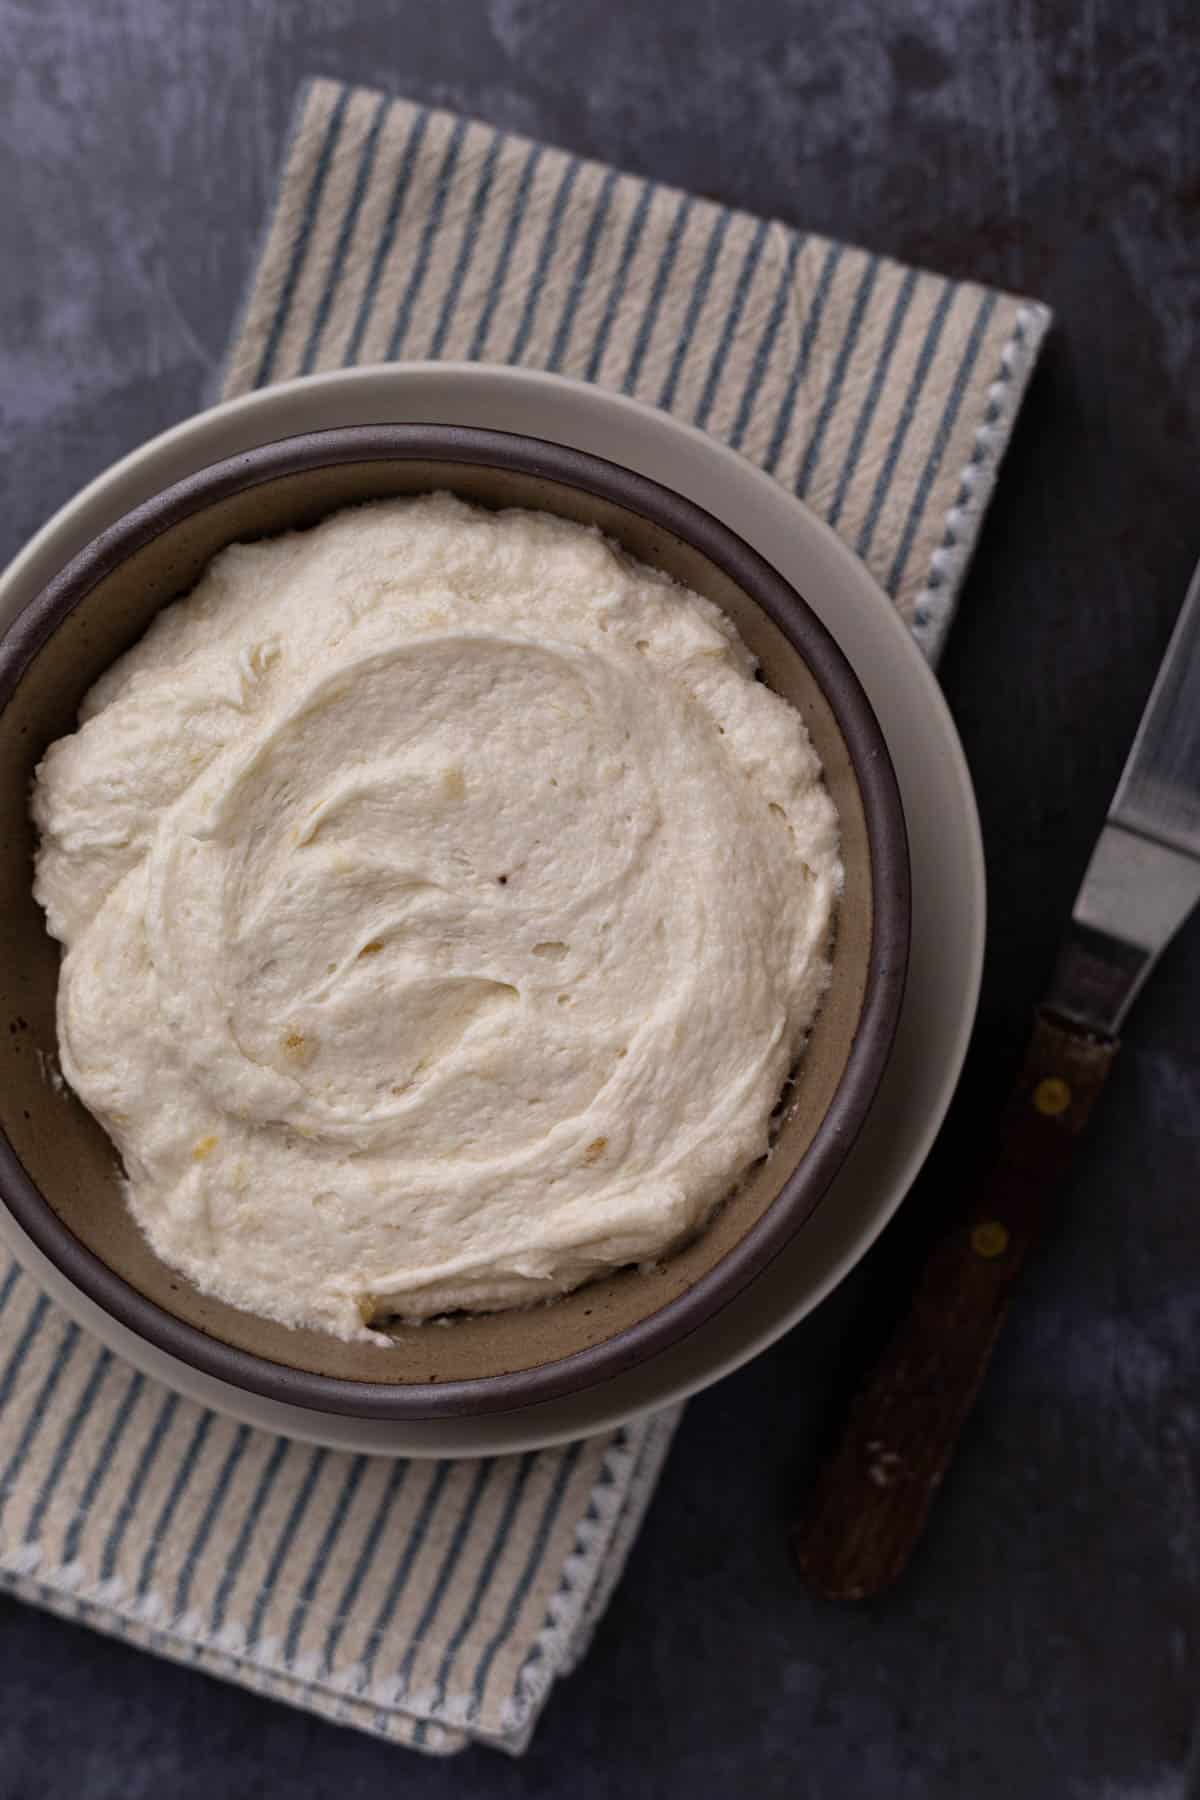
left=0, top=424, right=909, bottom=1419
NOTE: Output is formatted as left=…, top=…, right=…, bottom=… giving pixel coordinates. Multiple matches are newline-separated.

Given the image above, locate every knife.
left=792, top=554, right=1200, bottom=1601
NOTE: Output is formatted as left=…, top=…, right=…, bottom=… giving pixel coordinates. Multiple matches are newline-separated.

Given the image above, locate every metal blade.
left=1112, top=550, right=1200, bottom=857
left=1048, top=554, right=1200, bottom=1037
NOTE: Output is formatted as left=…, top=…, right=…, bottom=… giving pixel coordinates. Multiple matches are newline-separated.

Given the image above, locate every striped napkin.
left=0, top=78, right=1049, bottom=1755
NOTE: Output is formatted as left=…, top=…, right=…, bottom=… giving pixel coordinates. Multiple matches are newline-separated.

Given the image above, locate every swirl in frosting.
left=33, top=495, right=841, bottom=1339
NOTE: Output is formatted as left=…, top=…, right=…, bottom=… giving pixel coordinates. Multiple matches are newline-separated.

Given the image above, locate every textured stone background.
left=1, top=2, right=1198, bottom=1795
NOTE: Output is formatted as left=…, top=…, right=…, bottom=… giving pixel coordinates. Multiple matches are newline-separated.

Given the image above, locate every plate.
left=0, top=364, right=984, bottom=1456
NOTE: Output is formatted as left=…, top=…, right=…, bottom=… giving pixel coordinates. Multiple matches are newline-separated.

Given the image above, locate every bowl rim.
left=0, top=423, right=910, bottom=1419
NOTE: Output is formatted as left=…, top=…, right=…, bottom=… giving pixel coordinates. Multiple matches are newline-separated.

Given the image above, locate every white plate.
left=0, top=365, right=985, bottom=1456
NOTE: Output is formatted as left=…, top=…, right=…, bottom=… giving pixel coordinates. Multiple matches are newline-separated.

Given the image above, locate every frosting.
left=33, top=495, right=841, bottom=1339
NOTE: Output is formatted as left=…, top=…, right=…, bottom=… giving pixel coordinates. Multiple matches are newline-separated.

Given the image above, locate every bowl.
left=0, top=424, right=908, bottom=1419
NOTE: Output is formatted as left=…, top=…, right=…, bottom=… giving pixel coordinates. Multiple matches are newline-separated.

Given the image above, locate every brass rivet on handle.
left=971, top=1221, right=1009, bottom=1259
left=1033, top=1076, right=1072, bottom=1116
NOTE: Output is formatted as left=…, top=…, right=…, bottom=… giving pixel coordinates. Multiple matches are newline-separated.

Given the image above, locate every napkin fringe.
left=910, top=300, right=1049, bottom=659
left=500, top=1404, right=680, bottom=1742
left=213, top=76, right=322, bottom=409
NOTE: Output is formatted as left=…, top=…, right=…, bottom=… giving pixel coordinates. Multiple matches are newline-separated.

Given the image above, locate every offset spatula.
left=793, top=554, right=1200, bottom=1601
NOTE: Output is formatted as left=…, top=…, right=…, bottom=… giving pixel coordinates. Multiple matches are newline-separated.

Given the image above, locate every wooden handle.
left=792, top=1008, right=1118, bottom=1601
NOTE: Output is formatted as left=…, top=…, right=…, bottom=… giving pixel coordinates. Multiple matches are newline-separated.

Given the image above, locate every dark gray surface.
left=1, top=2, right=1197, bottom=1795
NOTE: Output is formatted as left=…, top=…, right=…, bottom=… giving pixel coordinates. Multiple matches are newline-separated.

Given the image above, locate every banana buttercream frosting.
left=32, top=495, right=841, bottom=1340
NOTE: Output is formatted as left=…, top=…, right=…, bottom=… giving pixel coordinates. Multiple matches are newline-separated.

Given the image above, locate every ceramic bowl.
left=0, top=424, right=908, bottom=1419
